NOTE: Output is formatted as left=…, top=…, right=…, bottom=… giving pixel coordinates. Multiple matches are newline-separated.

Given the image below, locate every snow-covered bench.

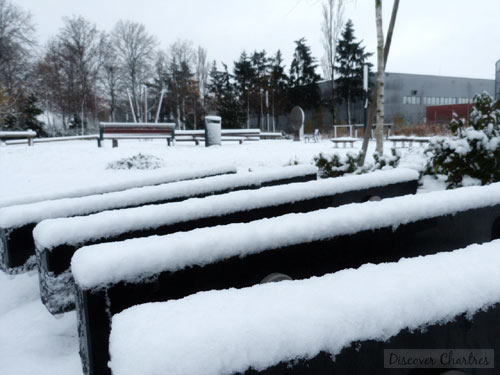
left=389, top=136, right=431, bottom=148
left=34, top=168, right=418, bottom=314
left=109, top=241, right=500, bottom=375
left=71, top=182, right=500, bottom=375
left=1, top=165, right=315, bottom=273
left=330, top=137, right=357, bottom=148
left=0, top=130, right=37, bottom=146
left=175, top=129, right=261, bottom=145
left=98, top=122, right=176, bottom=147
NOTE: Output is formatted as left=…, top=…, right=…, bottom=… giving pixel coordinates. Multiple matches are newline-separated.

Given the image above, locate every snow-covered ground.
left=0, top=139, right=435, bottom=375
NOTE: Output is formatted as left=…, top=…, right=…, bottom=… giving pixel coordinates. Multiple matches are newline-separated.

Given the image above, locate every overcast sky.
left=17, top=0, right=500, bottom=80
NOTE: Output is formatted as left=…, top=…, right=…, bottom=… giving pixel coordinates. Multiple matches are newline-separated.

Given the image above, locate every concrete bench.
left=0, top=130, right=37, bottom=146
left=71, top=182, right=500, bottom=375
left=35, top=168, right=416, bottom=314
left=109, top=240, right=500, bottom=375
left=99, top=122, right=175, bottom=147
left=175, top=129, right=262, bottom=145
left=0, top=165, right=243, bottom=272
left=389, top=136, right=431, bottom=148
left=330, top=137, right=357, bottom=148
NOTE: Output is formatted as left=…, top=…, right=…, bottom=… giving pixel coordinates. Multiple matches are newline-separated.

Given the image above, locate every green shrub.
left=314, top=148, right=400, bottom=178
left=425, top=92, right=500, bottom=188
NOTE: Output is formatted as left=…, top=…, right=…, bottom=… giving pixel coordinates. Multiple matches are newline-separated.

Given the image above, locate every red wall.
left=426, top=104, right=473, bottom=124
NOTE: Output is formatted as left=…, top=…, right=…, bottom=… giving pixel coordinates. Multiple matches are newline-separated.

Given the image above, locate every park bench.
left=0, top=130, right=37, bottom=146
left=389, top=136, right=431, bottom=148
left=175, top=128, right=261, bottom=145
left=34, top=168, right=417, bottom=314
left=304, top=129, right=320, bottom=143
left=98, top=122, right=175, bottom=147
left=108, top=240, right=500, bottom=375
left=70, top=182, right=500, bottom=375
left=0, top=166, right=243, bottom=273
left=330, top=137, right=356, bottom=148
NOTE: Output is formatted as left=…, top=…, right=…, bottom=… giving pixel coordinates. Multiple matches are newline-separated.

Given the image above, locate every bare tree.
left=101, top=38, right=122, bottom=122
left=321, top=0, right=345, bottom=123
left=0, top=0, right=36, bottom=114
left=359, top=0, right=400, bottom=164
left=375, top=0, right=384, bottom=154
left=59, top=16, right=107, bottom=132
left=111, top=20, right=157, bottom=121
left=196, top=46, right=210, bottom=105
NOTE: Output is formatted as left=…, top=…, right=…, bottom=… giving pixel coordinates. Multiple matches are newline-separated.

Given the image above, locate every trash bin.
left=204, top=116, right=222, bottom=147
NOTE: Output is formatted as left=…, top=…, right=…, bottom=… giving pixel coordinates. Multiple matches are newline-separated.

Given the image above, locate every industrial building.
left=316, top=72, right=495, bottom=127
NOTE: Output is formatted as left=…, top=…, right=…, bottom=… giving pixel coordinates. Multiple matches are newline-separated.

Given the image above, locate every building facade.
left=316, top=72, right=495, bottom=127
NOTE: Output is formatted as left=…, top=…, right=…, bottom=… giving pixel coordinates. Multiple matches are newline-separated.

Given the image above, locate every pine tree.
left=233, top=52, right=256, bottom=127
left=288, top=38, right=321, bottom=110
left=207, top=63, right=246, bottom=128
left=334, top=20, right=373, bottom=125
left=20, top=94, right=46, bottom=136
left=269, top=50, right=289, bottom=127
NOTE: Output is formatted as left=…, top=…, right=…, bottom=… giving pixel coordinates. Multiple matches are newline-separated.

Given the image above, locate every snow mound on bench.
left=106, top=153, right=165, bottom=170
left=35, top=168, right=416, bottom=250
left=72, top=181, right=500, bottom=290
left=3, top=165, right=315, bottom=229
left=109, top=240, right=500, bottom=375
left=0, top=164, right=236, bottom=208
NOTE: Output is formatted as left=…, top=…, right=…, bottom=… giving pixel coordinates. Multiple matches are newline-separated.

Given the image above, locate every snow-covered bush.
left=106, top=153, right=165, bottom=170
left=425, top=92, right=500, bottom=188
left=314, top=149, right=400, bottom=178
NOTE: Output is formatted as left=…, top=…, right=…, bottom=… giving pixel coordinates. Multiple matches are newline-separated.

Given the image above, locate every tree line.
left=0, top=0, right=373, bottom=136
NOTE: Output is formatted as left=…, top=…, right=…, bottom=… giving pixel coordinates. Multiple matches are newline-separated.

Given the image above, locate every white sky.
left=17, top=0, right=500, bottom=80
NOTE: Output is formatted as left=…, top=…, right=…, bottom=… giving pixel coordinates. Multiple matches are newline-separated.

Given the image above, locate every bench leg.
left=167, top=138, right=171, bottom=147
left=195, top=139, right=199, bottom=146
left=239, top=139, right=243, bottom=145
left=112, top=139, right=118, bottom=148
left=97, top=138, right=102, bottom=148
left=28, top=138, right=34, bottom=146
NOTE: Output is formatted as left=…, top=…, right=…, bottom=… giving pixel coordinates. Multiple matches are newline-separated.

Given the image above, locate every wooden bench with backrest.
left=98, top=122, right=175, bottom=147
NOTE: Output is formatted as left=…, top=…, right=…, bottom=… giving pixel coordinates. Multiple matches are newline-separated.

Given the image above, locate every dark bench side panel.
left=77, top=205, right=500, bottom=375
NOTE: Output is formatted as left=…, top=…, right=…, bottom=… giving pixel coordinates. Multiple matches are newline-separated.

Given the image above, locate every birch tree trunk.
left=375, top=0, right=385, bottom=154
left=359, top=0, right=399, bottom=165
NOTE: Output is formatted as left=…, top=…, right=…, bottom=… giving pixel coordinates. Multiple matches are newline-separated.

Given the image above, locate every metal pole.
left=127, top=89, right=137, bottom=123
left=363, top=64, right=368, bottom=136
left=155, top=88, right=165, bottom=123
left=144, top=85, right=148, bottom=123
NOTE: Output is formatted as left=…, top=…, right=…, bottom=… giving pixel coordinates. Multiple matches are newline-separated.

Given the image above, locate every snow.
left=0, top=271, right=80, bottom=375
left=71, top=180, right=497, bottom=290
left=0, top=139, right=435, bottom=375
left=108, top=240, right=500, bottom=375
left=0, top=163, right=236, bottom=208
left=34, top=168, right=416, bottom=251
left=1, top=164, right=315, bottom=230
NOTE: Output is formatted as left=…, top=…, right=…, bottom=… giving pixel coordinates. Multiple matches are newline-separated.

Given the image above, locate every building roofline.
left=385, top=71, right=494, bottom=82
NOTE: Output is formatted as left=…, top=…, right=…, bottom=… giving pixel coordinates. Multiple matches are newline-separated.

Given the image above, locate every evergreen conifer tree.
left=207, top=63, right=246, bottom=128
left=288, top=38, right=321, bottom=110
left=334, top=20, right=373, bottom=125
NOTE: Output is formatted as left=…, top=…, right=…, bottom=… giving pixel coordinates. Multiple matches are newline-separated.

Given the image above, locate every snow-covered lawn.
left=0, top=139, right=431, bottom=375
